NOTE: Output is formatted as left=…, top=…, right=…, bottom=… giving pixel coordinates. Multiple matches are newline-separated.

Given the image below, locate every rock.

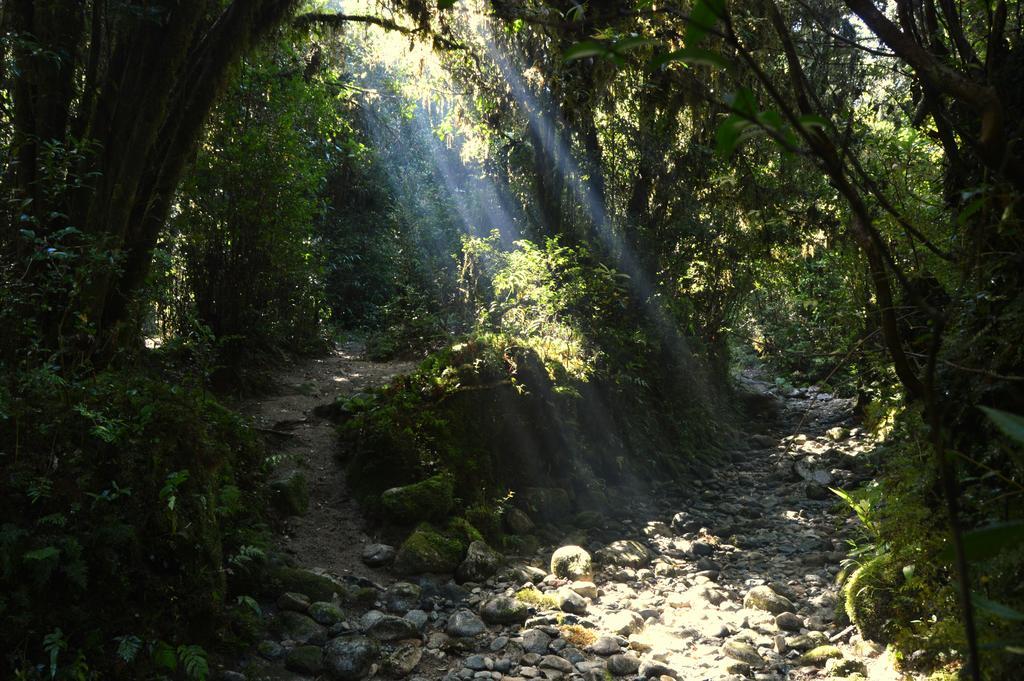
left=785, top=632, right=828, bottom=652
left=277, top=591, right=311, bottom=613
left=490, top=636, right=509, bottom=652
left=557, top=587, right=588, bottom=615
left=381, top=474, right=454, bottom=524
left=573, top=510, right=605, bottom=528
left=607, top=654, right=641, bottom=676
left=464, top=654, right=490, bottom=671
left=367, top=615, right=420, bottom=641
left=270, top=567, right=350, bottom=603
left=286, top=645, right=323, bottom=675
left=774, top=611, right=803, bottom=632
left=447, top=609, right=487, bottom=637
left=550, top=546, right=593, bottom=580
left=257, top=640, right=284, bottom=660
left=503, top=507, right=535, bottom=534
left=826, top=426, right=848, bottom=441
left=589, top=634, right=618, bottom=655
left=383, top=642, right=423, bottom=677
left=405, top=609, right=429, bottom=630
left=324, top=636, right=379, bottom=681
left=538, top=655, right=574, bottom=674
left=522, top=629, right=552, bottom=654
left=270, top=470, right=309, bottom=516
left=570, top=581, right=598, bottom=599
left=456, top=541, right=503, bottom=583
left=309, top=601, right=346, bottom=626
left=721, top=640, right=763, bottom=667
left=480, top=596, right=529, bottom=624
left=385, top=582, right=423, bottom=614
left=793, top=458, right=833, bottom=486
left=362, top=543, right=397, bottom=567
left=520, top=487, right=572, bottom=522
left=824, top=657, right=867, bottom=676
left=604, top=611, right=644, bottom=636
left=220, top=672, right=246, bottom=681
left=394, top=523, right=465, bottom=575
left=596, top=540, right=652, bottom=568
left=798, top=644, right=843, bottom=666
left=276, top=611, right=327, bottom=645
left=743, top=586, right=795, bottom=615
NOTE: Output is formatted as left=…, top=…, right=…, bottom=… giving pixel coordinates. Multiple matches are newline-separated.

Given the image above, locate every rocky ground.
left=223, top=353, right=914, bottom=681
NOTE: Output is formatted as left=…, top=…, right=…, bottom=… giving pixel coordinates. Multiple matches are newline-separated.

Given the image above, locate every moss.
left=465, top=504, right=503, bottom=543
left=845, top=554, right=900, bottom=642
left=515, top=588, right=559, bottom=609
left=267, top=566, right=351, bottom=603
left=269, top=470, right=308, bottom=516
left=393, top=523, right=466, bottom=574
left=798, top=645, right=844, bottom=665
left=446, top=517, right=484, bottom=545
left=559, top=624, right=597, bottom=647
left=380, top=473, right=455, bottom=524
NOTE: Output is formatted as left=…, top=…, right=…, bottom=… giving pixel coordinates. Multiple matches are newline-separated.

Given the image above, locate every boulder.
left=502, top=507, right=535, bottom=534
left=367, top=615, right=420, bottom=641
left=384, top=582, right=422, bottom=614
left=480, top=596, right=529, bottom=624
left=323, top=636, right=379, bottom=681
left=276, top=611, right=326, bottom=645
left=446, top=609, right=487, bottom=637
left=394, top=523, right=464, bottom=575
left=455, top=541, right=502, bottom=583
left=285, top=645, right=323, bottom=675
left=596, top=540, right=652, bottom=568
left=743, top=585, right=795, bottom=615
left=362, top=543, right=397, bottom=567
left=607, top=654, right=641, bottom=676
left=382, top=642, right=423, bottom=677
left=309, top=601, right=345, bottom=626
left=381, top=474, right=454, bottom=524
left=550, top=545, right=593, bottom=580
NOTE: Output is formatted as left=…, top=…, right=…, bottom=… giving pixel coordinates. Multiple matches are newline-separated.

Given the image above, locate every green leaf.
left=685, top=0, right=726, bottom=48
left=973, top=594, right=1024, bottom=621
left=652, top=46, right=729, bottom=70
left=612, top=36, right=656, bottom=53
left=563, top=41, right=608, bottom=62
left=715, top=114, right=753, bottom=156
left=980, top=406, right=1024, bottom=444
left=153, top=641, right=178, bottom=671
left=438, top=0, right=457, bottom=9
left=24, top=546, right=60, bottom=562
left=940, top=520, right=1024, bottom=563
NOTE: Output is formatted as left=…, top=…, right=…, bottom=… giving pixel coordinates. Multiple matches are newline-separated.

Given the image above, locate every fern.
left=115, top=635, right=142, bottom=663
left=42, top=628, right=66, bottom=679
left=177, top=645, right=209, bottom=681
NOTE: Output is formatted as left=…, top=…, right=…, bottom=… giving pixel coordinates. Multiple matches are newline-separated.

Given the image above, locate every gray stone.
left=480, top=596, right=529, bottom=624
left=538, top=655, right=574, bottom=674
left=385, top=582, right=423, bottom=614
left=743, top=586, right=794, bottom=615
left=465, top=655, right=491, bottom=671
left=721, top=640, right=763, bottom=667
left=286, top=645, right=323, bottom=675
left=805, top=482, right=830, bottom=500
left=405, top=609, right=429, bottom=630
left=367, top=615, right=420, bottom=641
left=604, top=610, right=644, bottom=636
left=383, top=642, right=423, bottom=677
left=447, top=609, right=487, bottom=637
left=557, top=588, right=587, bottom=615
left=570, top=581, right=598, bottom=599
left=607, top=654, right=641, bottom=676
left=589, top=636, right=621, bottom=656
left=522, top=629, right=552, bottom=654
left=276, top=611, right=326, bottom=645
left=774, top=611, right=803, bottom=632
left=362, top=543, right=397, bottom=567
left=277, top=591, right=311, bottom=613
left=456, top=541, right=503, bottom=584
left=310, top=601, right=345, bottom=626
left=550, top=546, right=593, bottom=580
left=324, top=636, right=379, bottom=681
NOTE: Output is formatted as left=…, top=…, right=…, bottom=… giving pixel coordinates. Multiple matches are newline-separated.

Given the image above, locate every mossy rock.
left=446, top=517, right=484, bottom=545
left=845, top=554, right=900, bottom=642
left=269, top=470, right=309, bottom=516
left=285, top=645, right=323, bottom=675
left=394, top=523, right=466, bottom=574
left=381, top=473, right=454, bottom=524
left=519, top=487, right=572, bottom=522
left=267, top=566, right=351, bottom=603
left=798, top=645, right=844, bottom=666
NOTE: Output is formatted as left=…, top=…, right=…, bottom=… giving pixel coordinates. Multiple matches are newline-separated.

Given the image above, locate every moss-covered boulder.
left=267, top=566, right=351, bottom=603
left=269, top=470, right=309, bottom=516
left=394, top=523, right=465, bottom=574
left=381, top=473, right=454, bottom=524
left=455, top=540, right=503, bottom=583
left=285, top=645, right=323, bottom=675
left=550, top=545, right=593, bottom=580
left=798, top=645, right=844, bottom=666
left=845, top=554, right=900, bottom=641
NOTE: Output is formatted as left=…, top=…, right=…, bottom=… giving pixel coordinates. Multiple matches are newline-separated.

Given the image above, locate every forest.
left=1, top=0, right=1022, bottom=679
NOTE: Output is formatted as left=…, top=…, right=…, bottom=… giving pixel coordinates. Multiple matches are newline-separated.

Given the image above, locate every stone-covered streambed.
left=224, top=359, right=913, bottom=681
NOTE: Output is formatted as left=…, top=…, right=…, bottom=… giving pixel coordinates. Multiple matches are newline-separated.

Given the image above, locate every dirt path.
left=240, top=343, right=417, bottom=581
